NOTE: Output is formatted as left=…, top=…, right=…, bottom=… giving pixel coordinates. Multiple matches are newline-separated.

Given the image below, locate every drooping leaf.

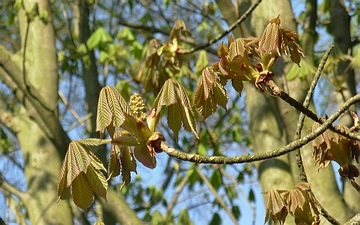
left=57, top=156, right=70, bottom=201
left=96, top=86, right=134, bottom=134
left=194, top=67, right=227, bottom=119
left=134, top=145, right=156, bottom=169
left=258, top=15, right=282, bottom=57
left=177, top=208, right=193, bottom=225
left=108, top=146, right=121, bottom=179
left=154, top=79, right=198, bottom=139
left=72, top=172, right=94, bottom=213
left=228, top=38, right=247, bottom=60
left=210, top=169, right=222, bottom=191
left=66, top=142, right=92, bottom=186
left=231, top=79, right=244, bottom=95
left=85, top=165, right=108, bottom=201
left=168, top=103, right=182, bottom=140
left=264, top=189, right=288, bottom=224
left=120, top=146, right=137, bottom=189
left=169, top=20, right=192, bottom=40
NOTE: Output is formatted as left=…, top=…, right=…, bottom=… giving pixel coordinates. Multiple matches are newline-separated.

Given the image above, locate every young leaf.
left=194, top=67, right=228, bottom=119
left=66, top=142, right=92, bottom=186
left=120, top=146, right=137, bottom=189
left=72, top=172, right=94, bottom=213
left=108, top=146, right=121, bottom=179
left=264, top=189, right=288, bottom=224
left=85, top=165, right=108, bottom=201
left=96, top=86, right=134, bottom=134
left=169, top=20, right=192, bottom=40
left=154, top=79, right=198, bottom=139
left=57, top=157, right=70, bottom=201
left=168, top=103, right=182, bottom=139
left=195, top=50, right=209, bottom=74
left=210, top=169, right=222, bottom=191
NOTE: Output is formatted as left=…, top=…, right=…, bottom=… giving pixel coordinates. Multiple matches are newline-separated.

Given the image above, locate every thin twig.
left=195, top=167, right=239, bottom=225
left=179, top=0, right=263, bottom=55
left=294, top=45, right=334, bottom=182
left=160, top=94, right=360, bottom=164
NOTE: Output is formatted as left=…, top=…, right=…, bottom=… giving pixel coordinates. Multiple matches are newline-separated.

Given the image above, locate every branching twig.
left=294, top=45, right=334, bottom=182
left=179, top=0, right=263, bottom=54
left=161, top=94, right=360, bottom=164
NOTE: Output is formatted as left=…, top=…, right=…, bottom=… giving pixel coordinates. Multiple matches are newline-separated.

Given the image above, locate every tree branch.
left=179, top=0, right=263, bottom=54
left=294, top=45, right=334, bottom=182
left=195, top=167, right=239, bottom=225
left=160, top=93, right=360, bottom=164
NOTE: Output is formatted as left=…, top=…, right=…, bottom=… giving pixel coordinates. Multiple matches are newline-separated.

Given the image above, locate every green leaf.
left=87, top=27, right=113, bottom=50
left=209, top=213, right=221, bottom=225
left=117, top=27, right=135, bottom=42
left=168, top=104, right=182, bottom=140
left=197, top=142, right=207, bottom=155
left=195, top=50, right=209, bottom=74
left=177, top=208, right=193, bottom=225
left=120, top=146, right=137, bottom=189
left=231, top=79, right=244, bottom=95
left=96, top=86, right=134, bottom=134
left=66, top=142, right=92, bottom=186
left=225, top=186, right=238, bottom=200
left=186, top=168, right=200, bottom=186
left=85, top=165, right=108, bottom=200
left=72, top=172, right=94, bottom=213
left=151, top=210, right=163, bottom=225
left=57, top=157, right=70, bottom=201
left=286, top=59, right=316, bottom=81
left=108, top=146, right=121, bottom=178
left=210, top=169, right=222, bottom=191
left=232, top=205, right=241, bottom=219
left=249, top=188, right=256, bottom=203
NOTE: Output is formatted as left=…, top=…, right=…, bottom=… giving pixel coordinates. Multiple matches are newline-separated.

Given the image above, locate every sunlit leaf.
left=85, top=165, right=108, bottom=200
left=264, top=189, right=288, bottom=224
left=66, top=142, right=92, bottom=186
left=72, top=172, right=94, bottom=213
left=57, top=157, right=70, bottom=201
left=96, top=86, right=134, bottom=134
left=168, top=103, right=182, bottom=140
left=87, top=27, right=113, bottom=50
left=194, top=67, right=227, bottom=119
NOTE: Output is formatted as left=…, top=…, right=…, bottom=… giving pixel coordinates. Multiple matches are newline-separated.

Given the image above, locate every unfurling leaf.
left=120, top=146, right=137, bottom=189
left=194, top=67, right=228, bottom=119
left=154, top=79, right=198, bottom=139
left=264, top=189, right=288, bottom=224
left=72, top=172, right=94, bottom=213
left=108, top=146, right=121, bottom=179
left=285, top=182, right=320, bottom=225
left=169, top=20, right=192, bottom=40
left=57, top=140, right=109, bottom=212
left=96, top=86, right=134, bottom=135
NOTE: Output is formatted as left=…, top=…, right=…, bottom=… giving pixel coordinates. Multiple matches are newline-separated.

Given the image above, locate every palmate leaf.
left=66, top=142, right=92, bottom=186
left=72, top=172, right=94, bottom=213
left=96, top=86, right=134, bottom=134
left=194, top=67, right=228, bottom=119
left=85, top=165, right=108, bottom=201
left=264, top=189, right=288, bottom=224
left=154, top=79, right=198, bottom=139
left=57, top=140, right=109, bottom=212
